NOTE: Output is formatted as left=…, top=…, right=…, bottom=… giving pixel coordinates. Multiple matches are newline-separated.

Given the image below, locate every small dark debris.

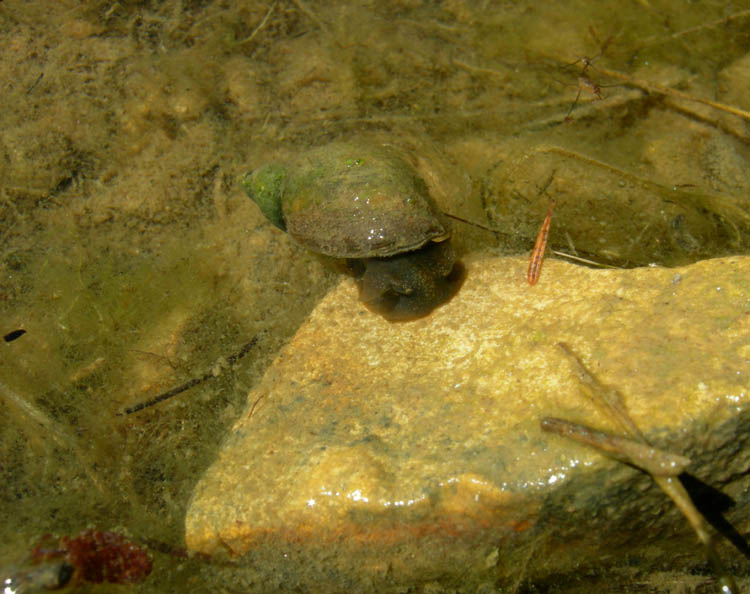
left=4, top=329, right=26, bottom=342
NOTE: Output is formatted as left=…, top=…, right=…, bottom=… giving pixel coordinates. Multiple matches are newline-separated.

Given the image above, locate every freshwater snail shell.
left=242, top=141, right=462, bottom=320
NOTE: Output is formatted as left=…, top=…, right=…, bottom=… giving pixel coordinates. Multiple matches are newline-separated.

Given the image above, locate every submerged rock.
left=185, top=255, right=749, bottom=591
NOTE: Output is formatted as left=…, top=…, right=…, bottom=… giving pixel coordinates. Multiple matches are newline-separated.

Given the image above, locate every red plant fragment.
left=33, top=529, right=152, bottom=585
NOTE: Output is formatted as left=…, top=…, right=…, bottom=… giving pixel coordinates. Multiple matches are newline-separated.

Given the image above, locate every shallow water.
left=1, top=0, right=749, bottom=591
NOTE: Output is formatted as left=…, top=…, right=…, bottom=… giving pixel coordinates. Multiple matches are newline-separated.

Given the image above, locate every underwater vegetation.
left=0, top=0, right=749, bottom=591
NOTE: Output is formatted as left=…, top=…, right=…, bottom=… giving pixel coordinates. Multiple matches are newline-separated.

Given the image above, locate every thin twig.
left=290, top=0, right=331, bottom=36
left=626, top=10, right=750, bottom=51
left=551, top=250, right=619, bottom=269
left=557, top=342, right=643, bottom=440
left=0, top=380, right=107, bottom=493
left=593, top=65, right=750, bottom=121
left=238, top=2, right=276, bottom=46
left=397, top=18, right=466, bottom=33
left=453, top=59, right=510, bottom=79
left=245, top=391, right=269, bottom=423
left=122, top=336, right=259, bottom=415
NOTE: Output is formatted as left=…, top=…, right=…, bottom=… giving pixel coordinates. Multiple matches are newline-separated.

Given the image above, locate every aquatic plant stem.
left=594, top=65, right=750, bottom=121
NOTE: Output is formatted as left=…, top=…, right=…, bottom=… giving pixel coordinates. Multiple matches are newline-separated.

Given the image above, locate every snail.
left=241, top=141, right=463, bottom=320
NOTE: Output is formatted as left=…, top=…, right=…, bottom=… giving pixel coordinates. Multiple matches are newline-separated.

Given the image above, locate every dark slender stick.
left=122, top=336, right=259, bottom=415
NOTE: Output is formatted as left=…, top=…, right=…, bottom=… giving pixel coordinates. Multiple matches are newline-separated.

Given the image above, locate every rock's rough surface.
left=186, top=255, right=749, bottom=591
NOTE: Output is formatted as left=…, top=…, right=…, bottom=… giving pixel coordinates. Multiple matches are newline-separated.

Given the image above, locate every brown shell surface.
left=280, top=143, right=448, bottom=258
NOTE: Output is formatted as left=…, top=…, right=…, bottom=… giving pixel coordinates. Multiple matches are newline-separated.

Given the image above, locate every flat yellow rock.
left=185, top=254, right=749, bottom=588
